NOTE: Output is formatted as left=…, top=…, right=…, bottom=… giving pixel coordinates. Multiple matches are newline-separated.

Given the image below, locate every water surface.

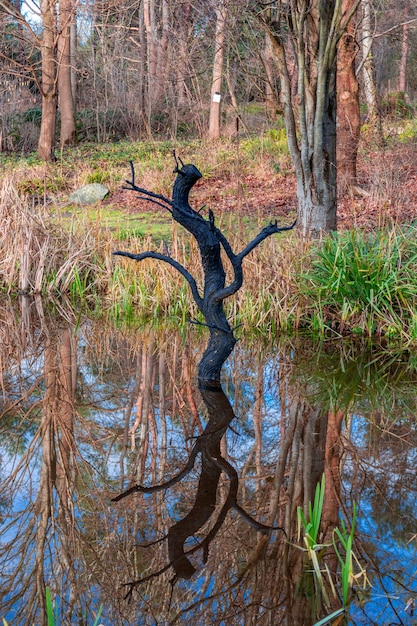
left=1, top=297, right=416, bottom=625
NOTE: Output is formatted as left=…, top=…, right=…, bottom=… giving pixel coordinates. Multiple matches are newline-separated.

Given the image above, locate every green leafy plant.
left=297, top=475, right=369, bottom=618
left=332, top=502, right=369, bottom=606
left=297, top=475, right=331, bottom=608
left=301, top=227, right=417, bottom=341
left=297, top=474, right=326, bottom=550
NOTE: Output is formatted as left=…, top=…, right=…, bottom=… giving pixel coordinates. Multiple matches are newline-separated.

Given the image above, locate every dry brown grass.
left=0, top=173, right=308, bottom=333
left=108, top=223, right=308, bottom=332
left=0, top=175, right=109, bottom=295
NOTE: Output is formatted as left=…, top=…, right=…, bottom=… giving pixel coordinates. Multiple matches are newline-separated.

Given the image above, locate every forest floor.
left=109, top=140, right=417, bottom=232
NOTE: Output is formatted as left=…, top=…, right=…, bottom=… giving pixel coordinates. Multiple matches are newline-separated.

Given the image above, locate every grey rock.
left=68, top=183, right=109, bottom=205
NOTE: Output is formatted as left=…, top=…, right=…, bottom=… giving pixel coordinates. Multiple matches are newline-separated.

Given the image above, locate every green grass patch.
left=300, top=227, right=417, bottom=342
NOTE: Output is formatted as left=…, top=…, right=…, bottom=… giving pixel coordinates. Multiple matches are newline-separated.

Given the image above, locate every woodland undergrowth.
left=2, top=158, right=417, bottom=344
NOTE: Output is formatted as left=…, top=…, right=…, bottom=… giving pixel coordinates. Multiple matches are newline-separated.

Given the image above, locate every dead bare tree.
left=111, top=154, right=294, bottom=596
left=114, top=153, right=295, bottom=384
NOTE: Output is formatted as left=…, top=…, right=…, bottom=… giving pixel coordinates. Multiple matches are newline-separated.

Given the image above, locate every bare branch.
left=374, top=17, right=417, bottom=39
left=123, top=161, right=173, bottom=211
left=112, top=250, right=203, bottom=308
left=111, top=444, right=201, bottom=502
left=237, top=219, right=296, bottom=261
left=213, top=219, right=296, bottom=302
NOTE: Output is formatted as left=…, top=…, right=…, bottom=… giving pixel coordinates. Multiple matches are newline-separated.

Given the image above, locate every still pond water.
left=0, top=297, right=416, bottom=625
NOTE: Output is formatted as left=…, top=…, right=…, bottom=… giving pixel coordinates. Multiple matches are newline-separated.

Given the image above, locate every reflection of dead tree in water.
left=112, top=156, right=293, bottom=597
left=112, top=382, right=285, bottom=599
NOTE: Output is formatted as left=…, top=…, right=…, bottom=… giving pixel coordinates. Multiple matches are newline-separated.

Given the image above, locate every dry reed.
left=0, top=175, right=108, bottom=296
left=0, top=174, right=308, bottom=333
left=108, top=224, right=307, bottom=333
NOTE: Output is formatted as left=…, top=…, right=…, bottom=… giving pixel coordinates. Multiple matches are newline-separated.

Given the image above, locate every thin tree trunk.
left=176, top=2, right=192, bottom=107
left=262, top=33, right=278, bottom=118
left=158, top=351, right=167, bottom=481
left=38, top=0, right=58, bottom=161
left=253, top=360, right=263, bottom=505
left=361, top=0, right=381, bottom=130
left=208, top=1, right=227, bottom=139
left=337, top=0, right=360, bottom=191
left=398, top=11, right=409, bottom=93
left=155, top=0, right=169, bottom=101
left=58, top=0, right=76, bottom=147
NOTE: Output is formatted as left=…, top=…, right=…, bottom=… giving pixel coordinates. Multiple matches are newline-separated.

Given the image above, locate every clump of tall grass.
left=232, top=233, right=306, bottom=335
left=0, top=175, right=108, bottom=297
left=297, top=475, right=369, bottom=620
left=300, top=227, right=417, bottom=342
left=108, top=225, right=305, bottom=330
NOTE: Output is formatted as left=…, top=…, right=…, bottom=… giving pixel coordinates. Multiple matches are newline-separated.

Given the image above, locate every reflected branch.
left=114, top=384, right=285, bottom=597
left=111, top=444, right=200, bottom=501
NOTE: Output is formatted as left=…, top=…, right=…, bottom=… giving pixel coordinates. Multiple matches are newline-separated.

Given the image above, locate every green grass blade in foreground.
left=312, top=607, right=345, bottom=626
left=46, top=587, right=55, bottom=626
left=92, top=605, right=104, bottom=626
left=44, top=587, right=103, bottom=626
left=298, top=474, right=326, bottom=548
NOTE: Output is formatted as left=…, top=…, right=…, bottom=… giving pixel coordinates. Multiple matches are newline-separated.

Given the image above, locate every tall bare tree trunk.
left=337, top=0, right=360, bottom=191
left=262, top=33, right=278, bottom=118
left=38, top=0, right=58, bottom=161
left=361, top=0, right=378, bottom=121
left=156, top=0, right=169, bottom=98
left=176, top=2, right=192, bottom=107
left=208, top=0, right=227, bottom=140
left=263, top=0, right=351, bottom=236
left=398, top=8, right=409, bottom=93
left=58, top=0, right=76, bottom=147
left=143, top=0, right=169, bottom=127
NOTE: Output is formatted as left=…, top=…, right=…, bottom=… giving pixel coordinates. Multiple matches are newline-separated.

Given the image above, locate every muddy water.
left=0, top=297, right=416, bottom=625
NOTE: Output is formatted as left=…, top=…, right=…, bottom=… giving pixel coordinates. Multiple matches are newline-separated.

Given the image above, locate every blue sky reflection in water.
left=0, top=297, right=416, bottom=625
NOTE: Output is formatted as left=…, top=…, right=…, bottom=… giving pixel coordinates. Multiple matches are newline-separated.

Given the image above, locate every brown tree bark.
left=58, top=0, right=76, bottom=147
left=322, top=409, right=344, bottom=540
left=143, top=0, right=169, bottom=115
left=259, top=0, right=361, bottom=237
left=337, top=0, right=360, bottom=191
left=360, top=0, right=382, bottom=139
left=38, top=0, right=58, bottom=161
left=261, top=33, right=279, bottom=119
left=398, top=8, right=409, bottom=93
left=208, top=0, right=227, bottom=140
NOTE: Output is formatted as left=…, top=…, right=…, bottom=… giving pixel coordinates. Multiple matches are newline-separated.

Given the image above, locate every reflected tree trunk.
left=132, top=339, right=155, bottom=482
left=158, top=351, right=167, bottom=481
left=35, top=389, right=56, bottom=625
